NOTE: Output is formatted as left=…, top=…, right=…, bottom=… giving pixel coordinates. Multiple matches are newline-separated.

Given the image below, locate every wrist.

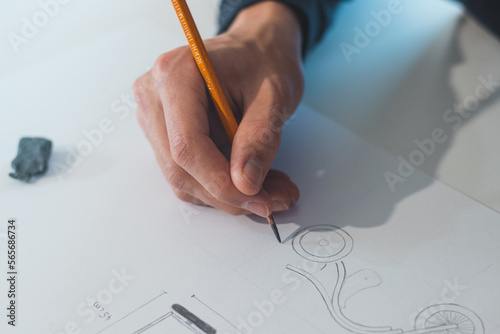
left=225, top=1, right=303, bottom=62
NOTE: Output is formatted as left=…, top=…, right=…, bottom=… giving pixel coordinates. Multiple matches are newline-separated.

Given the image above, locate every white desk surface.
left=1, top=1, right=500, bottom=333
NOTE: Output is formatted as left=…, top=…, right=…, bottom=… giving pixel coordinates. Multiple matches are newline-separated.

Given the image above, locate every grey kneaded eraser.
left=9, top=137, right=52, bottom=182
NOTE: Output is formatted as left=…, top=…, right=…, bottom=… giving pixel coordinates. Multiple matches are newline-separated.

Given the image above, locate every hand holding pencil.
left=133, top=2, right=303, bottom=221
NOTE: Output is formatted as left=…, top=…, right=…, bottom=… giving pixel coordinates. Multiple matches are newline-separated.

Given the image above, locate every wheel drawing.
left=414, top=304, right=484, bottom=334
left=292, top=225, right=353, bottom=263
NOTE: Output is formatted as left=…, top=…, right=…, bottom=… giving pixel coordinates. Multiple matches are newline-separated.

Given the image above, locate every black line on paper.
left=340, top=269, right=383, bottom=308
left=191, top=294, right=239, bottom=331
left=464, top=262, right=495, bottom=284
left=96, top=291, right=168, bottom=334
left=132, top=312, right=174, bottom=334
left=291, top=225, right=353, bottom=263
left=286, top=224, right=485, bottom=334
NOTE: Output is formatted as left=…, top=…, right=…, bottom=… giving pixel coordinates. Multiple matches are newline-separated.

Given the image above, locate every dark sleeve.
left=218, top=0, right=341, bottom=56
left=456, top=0, right=500, bottom=38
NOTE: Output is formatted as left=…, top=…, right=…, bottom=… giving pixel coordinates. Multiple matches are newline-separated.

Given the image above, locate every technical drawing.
left=132, top=303, right=216, bottom=334
left=286, top=225, right=484, bottom=334
left=97, top=292, right=236, bottom=334
left=291, top=225, right=353, bottom=263
left=340, top=269, right=383, bottom=308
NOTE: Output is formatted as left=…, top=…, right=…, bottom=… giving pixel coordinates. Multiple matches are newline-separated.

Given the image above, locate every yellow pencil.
left=171, top=0, right=281, bottom=243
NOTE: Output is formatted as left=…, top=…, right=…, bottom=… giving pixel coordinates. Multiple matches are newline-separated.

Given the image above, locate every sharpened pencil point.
left=267, top=215, right=281, bottom=243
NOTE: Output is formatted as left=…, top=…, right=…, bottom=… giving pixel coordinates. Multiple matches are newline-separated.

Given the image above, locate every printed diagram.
left=97, top=292, right=236, bottom=334
left=286, top=225, right=484, bottom=334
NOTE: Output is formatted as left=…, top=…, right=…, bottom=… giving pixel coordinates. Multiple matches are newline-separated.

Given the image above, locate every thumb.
left=230, top=103, right=289, bottom=195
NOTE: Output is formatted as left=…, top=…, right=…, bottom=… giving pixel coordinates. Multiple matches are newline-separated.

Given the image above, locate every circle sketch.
left=292, top=225, right=353, bottom=263
left=414, top=304, right=484, bottom=334
left=287, top=226, right=484, bottom=334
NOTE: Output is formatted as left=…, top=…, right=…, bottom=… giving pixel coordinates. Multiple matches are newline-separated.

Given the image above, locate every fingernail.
left=272, top=200, right=289, bottom=212
left=242, top=202, right=269, bottom=217
left=242, top=158, right=264, bottom=190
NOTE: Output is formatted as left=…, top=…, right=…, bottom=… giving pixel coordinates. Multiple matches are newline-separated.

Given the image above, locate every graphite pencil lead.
left=267, top=215, right=281, bottom=243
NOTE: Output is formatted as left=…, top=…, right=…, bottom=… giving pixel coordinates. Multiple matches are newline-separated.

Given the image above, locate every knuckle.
left=254, top=123, right=281, bottom=149
left=170, top=134, right=194, bottom=168
left=153, top=52, right=173, bottom=79
left=172, top=188, right=191, bottom=203
left=152, top=47, right=191, bottom=83
left=165, top=165, right=188, bottom=191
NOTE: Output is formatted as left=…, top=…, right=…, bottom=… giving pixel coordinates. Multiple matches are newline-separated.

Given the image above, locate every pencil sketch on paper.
left=132, top=303, right=216, bottom=334
left=97, top=292, right=236, bottom=334
left=286, top=225, right=484, bottom=334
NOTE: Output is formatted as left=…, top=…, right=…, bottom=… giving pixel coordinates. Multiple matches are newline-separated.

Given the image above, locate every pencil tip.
left=267, top=215, right=281, bottom=243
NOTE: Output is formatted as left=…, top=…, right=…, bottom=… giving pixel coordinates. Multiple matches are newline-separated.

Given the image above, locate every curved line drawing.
left=286, top=224, right=485, bottom=334
left=340, top=269, right=383, bottom=308
left=287, top=262, right=400, bottom=334
left=292, top=225, right=354, bottom=263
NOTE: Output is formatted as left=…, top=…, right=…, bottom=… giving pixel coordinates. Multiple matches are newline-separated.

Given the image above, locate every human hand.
left=133, top=2, right=304, bottom=217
